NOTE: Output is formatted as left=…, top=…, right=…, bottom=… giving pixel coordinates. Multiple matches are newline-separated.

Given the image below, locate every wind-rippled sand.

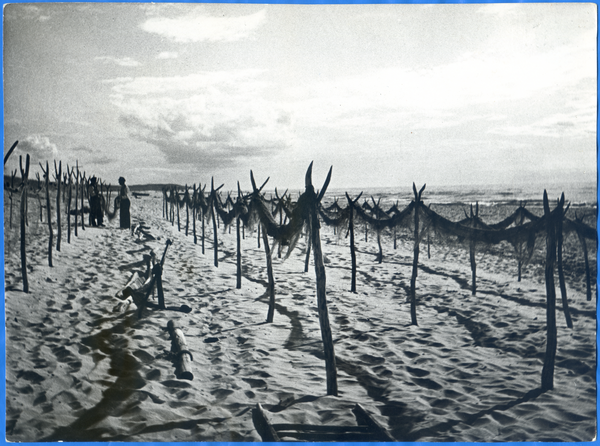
left=4, top=191, right=596, bottom=441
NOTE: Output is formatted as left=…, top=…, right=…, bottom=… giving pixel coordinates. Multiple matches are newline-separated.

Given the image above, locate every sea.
left=322, top=182, right=597, bottom=209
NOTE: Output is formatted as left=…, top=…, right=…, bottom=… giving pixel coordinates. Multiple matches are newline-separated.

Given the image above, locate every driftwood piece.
left=252, top=402, right=394, bottom=442
left=167, top=320, right=193, bottom=380
left=352, top=403, right=395, bottom=441
left=253, top=403, right=280, bottom=442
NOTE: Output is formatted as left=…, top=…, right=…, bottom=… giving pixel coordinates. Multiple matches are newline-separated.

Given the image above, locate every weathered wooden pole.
left=35, top=173, right=43, bottom=223
left=185, top=186, right=190, bottom=236
left=236, top=183, right=243, bottom=290
left=74, top=165, right=79, bottom=237
left=176, top=190, right=181, bottom=232
left=19, top=154, right=30, bottom=293
left=80, top=172, right=85, bottom=231
left=210, top=178, right=224, bottom=267
left=66, top=167, right=72, bottom=243
left=263, top=224, right=276, bottom=323
left=307, top=162, right=337, bottom=396
left=469, top=203, right=478, bottom=296
left=201, top=205, right=206, bottom=255
left=40, top=162, right=53, bottom=267
left=373, top=197, right=383, bottom=264
left=53, top=161, right=61, bottom=252
left=541, top=190, right=558, bottom=391
left=167, top=320, right=193, bottom=380
left=192, top=184, right=197, bottom=244
left=409, top=183, right=426, bottom=326
left=555, top=195, right=573, bottom=328
left=346, top=192, right=362, bottom=293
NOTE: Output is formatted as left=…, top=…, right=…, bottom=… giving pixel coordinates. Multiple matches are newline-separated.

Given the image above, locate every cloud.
left=5, top=4, right=52, bottom=22
left=17, top=135, right=59, bottom=163
left=95, top=56, right=141, bottom=67
left=156, top=51, right=179, bottom=60
left=106, top=71, right=292, bottom=168
left=140, top=9, right=266, bottom=42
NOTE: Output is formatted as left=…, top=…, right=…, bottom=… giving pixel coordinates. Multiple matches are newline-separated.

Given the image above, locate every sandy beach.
left=4, top=188, right=597, bottom=442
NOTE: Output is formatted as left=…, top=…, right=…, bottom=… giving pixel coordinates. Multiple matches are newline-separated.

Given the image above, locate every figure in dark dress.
left=118, top=176, right=131, bottom=229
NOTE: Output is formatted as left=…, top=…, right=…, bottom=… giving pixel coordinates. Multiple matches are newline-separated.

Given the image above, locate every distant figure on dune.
left=118, top=176, right=131, bottom=229
left=88, top=176, right=105, bottom=227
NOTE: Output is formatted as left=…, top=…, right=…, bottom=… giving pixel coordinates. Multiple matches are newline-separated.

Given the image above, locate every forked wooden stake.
left=541, top=190, right=559, bottom=391
left=39, top=162, right=53, bottom=267
left=306, top=162, right=337, bottom=396
left=346, top=192, right=363, bottom=293
left=410, top=183, right=426, bottom=326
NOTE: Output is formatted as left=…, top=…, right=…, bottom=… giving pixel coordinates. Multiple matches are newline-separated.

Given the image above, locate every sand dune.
left=4, top=190, right=596, bottom=442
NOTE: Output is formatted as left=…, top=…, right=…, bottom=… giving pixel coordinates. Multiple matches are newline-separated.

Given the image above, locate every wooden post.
left=19, top=155, right=30, bottom=293
left=210, top=178, right=224, bottom=267
left=66, top=167, right=72, bottom=243
left=555, top=195, right=573, bottom=328
left=80, top=172, right=85, bottom=231
left=348, top=195, right=357, bottom=292
left=236, top=215, right=242, bottom=289
left=469, top=203, right=478, bottom=296
left=263, top=224, right=276, bottom=323
left=410, top=183, right=426, bottom=326
left=167, top=321, right=193, bottom=380
left=176, top=190, right=181, bottom=232
left=40, top=162, right=53, bottom=267
left=373, top=197, right=383, bottom=264
left=346, top=192, right=362, bottom=293
left=74, top=164, right=79, bottom=237
left=185, top=186, right=189, bottom=236
left=541, top=191, right=558, bottom=391
left=53, top=161, right=61, bottom=252
left=307, top=163, right=337, bottom=396
left=35, top=173, right=43, bottom=223
left=192, top=184, right=197, bottom=244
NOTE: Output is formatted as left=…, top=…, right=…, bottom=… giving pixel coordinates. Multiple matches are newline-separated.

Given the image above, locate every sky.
left=3, top=2, right=597, bottom=192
